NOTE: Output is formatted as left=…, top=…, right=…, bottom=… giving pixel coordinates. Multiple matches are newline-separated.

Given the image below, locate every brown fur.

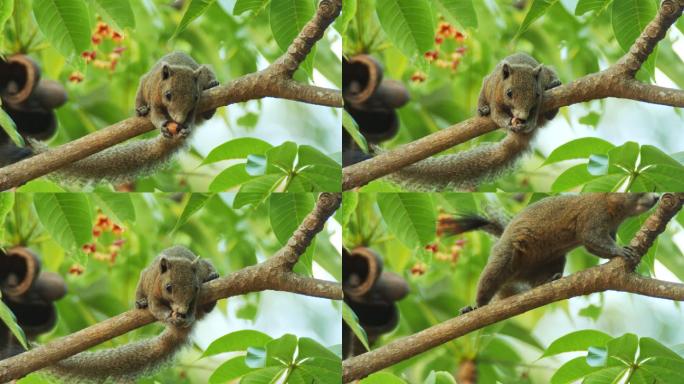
left=386, top=53, right=560, bottom=191
left=459, top=193, right=659, bottom=313
left=45, top=246, right=219, bottom=382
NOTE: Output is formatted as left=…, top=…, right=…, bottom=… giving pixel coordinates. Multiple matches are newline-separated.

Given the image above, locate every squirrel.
left=385, top=53, right=561, bottom=191
left=437, top=193, right=659, bottom=313
left=32, top=51, right=219, bottom=185
left=45, top=246, right=219, bottom=382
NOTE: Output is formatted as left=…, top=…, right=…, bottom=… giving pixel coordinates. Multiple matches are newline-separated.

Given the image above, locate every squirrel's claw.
left=206, top=80, right=219, bottom=89
left=205, top=272, right=219, bottom=282
left=545, top=79, right=562, bottom=90
left=478, top=105, right=491, bottom=116
left=135, top=298, right=148, bottom=309
left=136, top=105, right=150, bottom=117
left=459, top=305, right=476, bottom=315
left=621, top=246, right=640, bottom=264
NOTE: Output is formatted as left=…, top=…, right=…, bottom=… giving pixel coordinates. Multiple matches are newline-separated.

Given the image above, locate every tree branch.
left=342, top=0, right=684, bottom=191
left=342, top=193, right=684, bottom=382
left=0, top=193, right=342, bottom=382
left=0, top=0, right=343, bottom=191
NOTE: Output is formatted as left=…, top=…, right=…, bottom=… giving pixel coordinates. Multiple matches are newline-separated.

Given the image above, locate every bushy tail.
left=438, top=203, right=511, bottom=238
left=31, top=135, right=187, bottom=186
left=44, top=326, right=190, bottom=383
left=385, top=131, right=533, bottom=191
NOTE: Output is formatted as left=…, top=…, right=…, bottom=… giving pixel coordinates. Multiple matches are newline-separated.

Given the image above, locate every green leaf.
left=582, top=173, right=626, bottom=191
left=360, top=372, right=408, bottom=384
left=607, top=141, right=639, bottom=174
left=541, top=330, right=613, bottom=358
left=611, top=0, right=658, bottom=77
left=583, top=366, right=627, bottom=384
left=0, top=296, right=28, bottom=350
left=266, top=334, right=297, bottom=366
left=424, top=370, right=457, bottom=384
left=0, top=0, right=13, bottom=33
left=208, top=164, right=254, bottom=192
left=639, top=357, right=684, bottom=383
left=295, top=145, right=342, bottom=192
left=173, top=0, right=216, bottom=38
left=376, top=0, right=434, bottom=60
left=295, top=338, right=341, bottom=383
left=33, top=0, right=91, bottom=59
left=575, top=0, right=612, bottom=16
left=550, top=356, right=599, bottom=384
left=543, top=138, right=615, bottom=165
left=202, top=329, right=273, bottom=357
left=246, top=346, right=268, bottom=368
left=334, top=0, right=356, bottom=34
left=209, top=356, right=255, bottom=383
left=637, top=164, right=684, bottom=191
left=234, top=174, right=284, bottom=208
left=578, top=111, right=601, bottom=127
left=516, top=0, right=560, bottom=37
left=173, top=194, right=211, bottom=231
left=0, top=102, right=23, bottom=147
left=335, top=192, right=357, bottom=227
left=297, top=337, right=340, bottom=361
left=639, top=145, right=684, bottom=168
left=94, top=193, right=136, bottom=222
left=587, top=346, right=608, bottom=367
left=201, top=137, right=273, bottom=165
left=269, top=193, right=316, bottom=275
left=0, top=193, right=13, bottom=240
left=241, top=366, right=284, bottom=384
left=606, top=333, right=638, bottom=365
left=34, top=193, right=93, bottom=251
left=587, top=154, right=609, bottom=176
left=342, top=110, right=368, bottom=153
left=551, top=164, right=596, bottom=192
left=638, top=337, right=684, bottom=362
left=270, top=0, right=316, bottom=76
left=377, top=193, right=435, bottom=248
left=246, top=154, right=268, bottom=176
left=436, top=0, right=477, bottom=29
left=234, top=0, right=268, bottom=15
left=266, top=141, right=298, bottom=174
left=342, top=302, right=370, bottom=352
left=91, top=0, right=135, bottom=29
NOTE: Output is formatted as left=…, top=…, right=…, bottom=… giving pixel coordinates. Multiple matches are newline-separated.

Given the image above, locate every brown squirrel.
left=33, top=52, right=219, bottom=185
left=438, top=193, right=659, bottom=313
left=386, top=53, right=561, bottom=191
left=45, top=246, right=219, bottom=382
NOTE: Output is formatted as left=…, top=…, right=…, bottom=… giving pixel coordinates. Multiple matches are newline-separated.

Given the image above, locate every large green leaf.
left=516, top=0, right=560, bottom=37
left=550, top=356, right=600, bottom=384
left=0, top=296, right=28, bottom=350
left=208, top=164, right=254, bottom=192
left=33, top=0, right=91, bottom=59
left=541, top=330, right=613, bottom=358
left=543, top=137, right=615, bottom=165
left=551, top=164, right=596, bottom=192
left=342, top=302, right=369, bottom=352
left=342, top=109, right=368, bottom=153
left=334, top=0, right=356, bottom=34
left=376, top=0, right=434, bottom=60
left=575, top=0, right=612, bottom=16
left=377, top=193, right=435, bottom=248
left=295, top=145, right=342, bottom=192
left=0, top=0, right=13, bottom=40
left=269, top=193, right=316, bottom=275
left=270, top=0, right=316, bottom=76
left=0, top=100, right=23, bottom=147
left=91, top=0, right=135, bottom=29
left=209, top=356, right=254, bottom=384
left=173, top=0, right=216, bottom=38
left=436, top=0, right=477, bottom=29
left=360, top=372, right=408, bottom=384
left=93, top=192, right=136, bottom=222
left=34, top=193, right=92, bottom=251
left=234, top=174, right=284, bottom=208
left=0, top=192, right=13, bottom=240
left=611, top=0, right=657, bottom=77
left=202, top=137, right=273, bottom=165
left=203, top=329, right=273, bottom=357
left=234, top=0, right=269, bottom=15
left=173, top=194, right=212, bottom=231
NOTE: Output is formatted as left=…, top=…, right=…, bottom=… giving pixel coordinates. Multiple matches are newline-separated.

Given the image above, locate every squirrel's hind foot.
left=135, top=298, right=148, bottom=309
left=478, top=105, right=491, bottom=116
left=136, top=105, right=150, bottom=117
left=459, top=305, right=476, bottom=315
left=545, top=79, right=562, bottom=90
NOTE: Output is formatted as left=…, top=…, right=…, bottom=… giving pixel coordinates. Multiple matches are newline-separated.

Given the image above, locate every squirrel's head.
left=158, top=62, right=203, bottom=130
left=157, top=254, right=202, bottom=327
left=608, top=193, right=659, bottom=218
left=498, top=61, right=544, bottom=133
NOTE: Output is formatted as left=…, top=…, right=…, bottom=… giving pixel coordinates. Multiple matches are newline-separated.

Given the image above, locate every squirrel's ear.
left=160, top=257, right=169, bottom=273
left=193, top=66, right=204, bottom=81
left=162, top=64, right=171, bottom=80
left=502, top=62, right=511, bottom=79
left=533, top=65, right=543, bottom=79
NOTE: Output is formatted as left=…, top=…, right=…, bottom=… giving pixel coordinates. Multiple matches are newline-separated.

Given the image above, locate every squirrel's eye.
left=165, top=283, right=172, bottom=293
left=506, top=89, right=513, bottom=98
left=165, top=91, right=172, bottom=101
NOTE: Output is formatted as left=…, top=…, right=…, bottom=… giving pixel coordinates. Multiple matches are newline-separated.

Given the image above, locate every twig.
left=0, top=193, right=342, bottom=382
left=342, top=0, right=684, bottom=190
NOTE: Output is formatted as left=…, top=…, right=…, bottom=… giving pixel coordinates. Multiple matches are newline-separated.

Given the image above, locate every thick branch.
left=0, top=193, right=342, bottom=382
left=342, top=0, right=684, bottom=190
left=342, top=193, right=683, bottom=382
left=0, top=0, right=343, bottom=191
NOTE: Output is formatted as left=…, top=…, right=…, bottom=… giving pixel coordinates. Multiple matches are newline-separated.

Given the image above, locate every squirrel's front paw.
left=206, top=80, right=219, bottom=89
left=136, top=105, right=150, bottom=117
left=620, top=246, right=640, bottom=264
left=135, top=298, right=148, bottom=309
left=545, top=79, right=562, bottom=90
left=459, top=305, right=476, bottom=315
left=204, top=272, right=219, bottom=282
left=478, top=105, right=491, bottom=116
